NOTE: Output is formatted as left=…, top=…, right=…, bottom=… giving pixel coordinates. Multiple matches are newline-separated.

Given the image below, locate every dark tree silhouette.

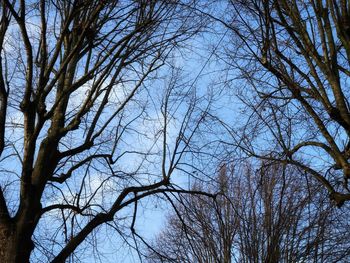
left=147, top=162, right=350, bottom=263
left=0, top=0, right=209, bottom=262
left=196, top=0, right=350, bottom=206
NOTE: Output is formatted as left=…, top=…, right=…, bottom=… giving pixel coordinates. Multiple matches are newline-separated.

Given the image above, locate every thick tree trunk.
left=0, top=222, right=34, bottom=263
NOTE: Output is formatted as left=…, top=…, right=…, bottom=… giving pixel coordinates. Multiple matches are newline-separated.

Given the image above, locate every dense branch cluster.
left=0, top=1, right=207, bottom=262
left=148, top=163, right=350, bottom=263
left=1, top=0, right=350, bottom=262
left=204, top=0, right=350, bottom=206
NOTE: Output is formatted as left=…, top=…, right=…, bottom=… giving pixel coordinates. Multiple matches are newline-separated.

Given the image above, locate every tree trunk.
left=0, top=222, right=34, bottom=263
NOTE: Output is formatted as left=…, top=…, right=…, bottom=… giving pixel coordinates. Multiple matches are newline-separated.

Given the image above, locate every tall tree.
left=147, top=162, right=350, bottom=263
left=200, top=0, right=350, bottom=206
left=0, top=0, right=209, bottom=262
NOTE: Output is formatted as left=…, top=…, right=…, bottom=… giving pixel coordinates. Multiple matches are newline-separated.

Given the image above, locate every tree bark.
left=0, top=221, right=34, bottom=263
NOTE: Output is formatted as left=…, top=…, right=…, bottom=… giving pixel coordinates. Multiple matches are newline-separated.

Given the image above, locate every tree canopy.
left=203, top=0, right=350, bottom=206
left=0, top=1, right=210, bottom=261
left=2, top=0, right=350, bottom=262
left=148, top=163, right=350, bottom=263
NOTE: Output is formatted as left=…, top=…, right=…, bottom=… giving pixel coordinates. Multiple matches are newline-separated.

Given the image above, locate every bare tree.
left=192, top=0, right=350, bottom=206
left=147, top=162, right=350, bottom=263
left=0, top=0, right=211, bottom=262
left=146, top=165, right=238, bottom=263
